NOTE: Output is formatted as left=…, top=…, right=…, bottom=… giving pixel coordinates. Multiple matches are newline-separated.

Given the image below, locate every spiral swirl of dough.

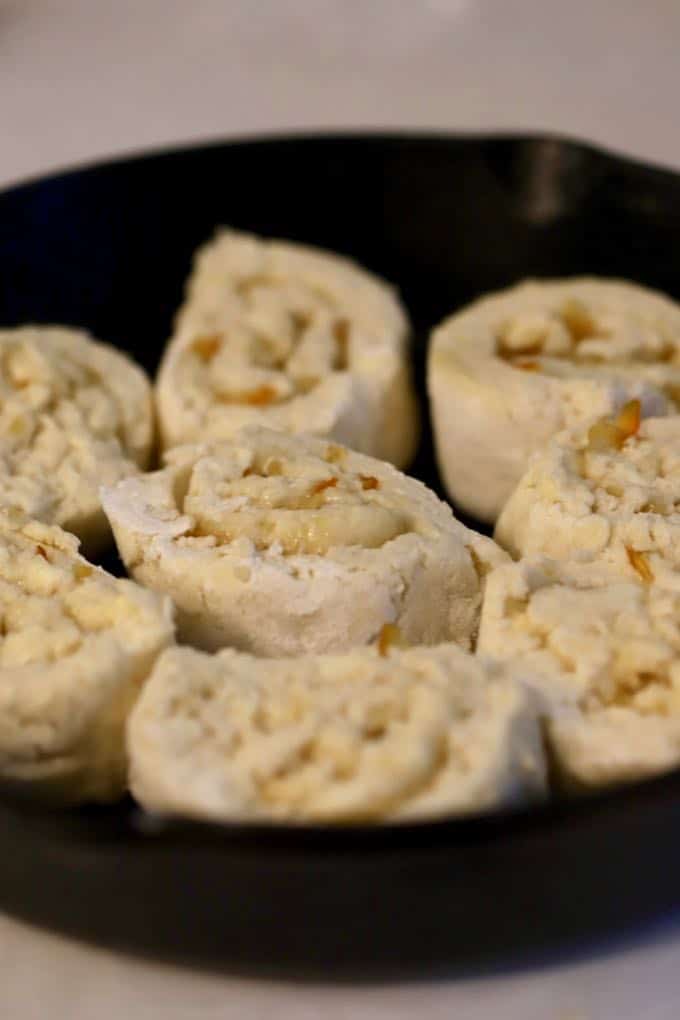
left=0, top=326, right=153, bottom=555
left=128, top=642, right=546, bottom=823
left=479, top=556, right=680, bottom=789
left=428, top=278, right=680, bottom=522
left=102, top=427, right=506, bottom=657
left=495, top=410, right=680, bottom=581
left=156, top=229, right=418, bottom=468
left=0, top=511, right=173, bottom=802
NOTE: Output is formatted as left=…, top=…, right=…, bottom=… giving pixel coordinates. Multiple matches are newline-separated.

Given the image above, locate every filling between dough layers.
left=496, top=296, right=680, bottom=400
left=156, top=230, right=418, bottom=468
left=478, top=557, right=680, bottom=787
left=427, top=278, right=680, bottom=522
left=181, top=439, right=408, bottom=555
left=0, top=511, right=174, bottom=801
left=127, top=642, right=547, bottom=823
left=0, top=326, right=153, bottom=555
left=180, top=295, right=352, bottom=409
left=102, top=427, right=507, bottom=657
left=495, top=407, right=680, bottom=578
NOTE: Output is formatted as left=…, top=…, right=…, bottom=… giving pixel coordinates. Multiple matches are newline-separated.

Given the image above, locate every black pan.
left=1, top=133, right=680, bottom=979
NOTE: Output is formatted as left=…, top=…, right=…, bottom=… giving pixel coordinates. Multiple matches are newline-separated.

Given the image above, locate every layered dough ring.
left=495, top=404, right=680, bottom=582
left=428, top=278, right=680, bottom=522
left=156, top=229, right=418, bottom=468
left=101, top=426, right=507, bottom=657
left=0, top=511, right=174, bottom=802
left=478, top=557, right=680, bottom=789
left=128, top=641, right=546, bottom=823
left=0, top=326, right=154, bottom=556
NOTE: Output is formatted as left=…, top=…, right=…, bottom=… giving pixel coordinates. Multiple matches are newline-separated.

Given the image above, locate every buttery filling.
left=148, top=651, right=475, bottom=819
left=502, top=580, right=680, bottom=718
left=496, top=299, right=680, bottom=400
left=181, top=444, right=409, bottom=555
left=0, top=336, right=136, bottom=522
left=182, top=275, right=353, bottom=407
left=0, top=525, right=140, bottom=668
left=568, top=403, right=680, bottom=521
left=0, top=337, right=130, bottom=449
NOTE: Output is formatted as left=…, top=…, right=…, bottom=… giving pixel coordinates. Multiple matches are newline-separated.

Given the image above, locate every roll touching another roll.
left=478, top=556, right=680, bottom=789
left=0, top=326, right=154, bottom=556
left=495, top=402, right=680, bottom=582
left=428, top=278, right=680, bottom=522
left=101, top=426, right=507, bottom=657
left=0, top=511, right=174, bottom=802
left=156, top=229, right=418, bottom=468
left=128, top=640, right=546, bottom=824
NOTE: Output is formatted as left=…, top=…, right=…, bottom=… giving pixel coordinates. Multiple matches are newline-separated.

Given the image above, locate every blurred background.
left=2, top=0, right=680, bottom=189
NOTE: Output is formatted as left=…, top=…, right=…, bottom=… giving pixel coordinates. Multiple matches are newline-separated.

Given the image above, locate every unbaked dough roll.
left=495, top=402, right=680, bottom=582
left=156, top=229, right=418, bottom=468
left=428, top=278, right=680, bottom=522
left=128, top=640, right=546, bottom=824
left=478, top=556, right=680, bottom=789
left=0, top=326, right=154, bottom=556
left=0, top=511, right=174, bottom=802
left=101, top=426, right=507, bottom=656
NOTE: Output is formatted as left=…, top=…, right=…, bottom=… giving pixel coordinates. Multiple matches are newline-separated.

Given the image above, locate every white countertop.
left=3, top=1, right=680, bottom=1016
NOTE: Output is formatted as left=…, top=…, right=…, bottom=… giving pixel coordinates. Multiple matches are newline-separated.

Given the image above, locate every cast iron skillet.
left=1, top=133, right=680, bottom=979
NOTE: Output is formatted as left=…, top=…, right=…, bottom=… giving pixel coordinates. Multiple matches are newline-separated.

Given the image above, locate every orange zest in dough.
left=614, top=399, right=642, bottom=439
left=560, top=298, right=597, bottom=342
left=218, top=384, right=279, bottom=406
left=332, top=318, right=350, bottom=345
left=290, top=310, right=311, bottom=332
left=309, top=477, right=338, bottom=496
left=626, top=546, right=654, bottom=584
left=360, top=475, right=380, bottom=490
left=586, top=420, right=626, bottom=452
left=377, top=623, right=403, bottom=657
left=332, top=318, right=351, bottom=368
left=191, top=334, right=222, bottom=361
left=587, top=400, right=642, bottom=452
left=242, top=384, right=278, bottom=406
left=325, top=444, right=346, bottom=464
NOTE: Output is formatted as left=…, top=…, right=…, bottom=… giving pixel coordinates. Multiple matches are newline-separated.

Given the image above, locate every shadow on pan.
left=1, top=132, right=680, bottom=979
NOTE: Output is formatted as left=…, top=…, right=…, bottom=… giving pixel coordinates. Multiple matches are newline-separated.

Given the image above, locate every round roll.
left=156, top=229, right=418, bottom=468
left=0, top=511, right=174, bottom=802
left=101, top=426, right=507, bottom=657
left=478, top=556, right=680, bottom=789
left=0, top=326, right=153, bottom=556
left=495, top=402, right=680, bottom=582
left=128, top=640, right=546, bottom=824
left=428, top=278, right=680, bottom=522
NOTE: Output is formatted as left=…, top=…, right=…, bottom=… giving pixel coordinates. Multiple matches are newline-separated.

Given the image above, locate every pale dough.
left=428, top=278, right=680, bottom=522
left=0, top=326, right=154, bottom=556
left=495, top=410, right=680, bottom=583
left=128, top=641, right=546, bottom=823
left=156, top=229, right=419, bottom=468
left=478, top=556, right=680, bottom=788
left=0, top=510, right=174, bottom=802
left=101, top=426, right=507, bottom=656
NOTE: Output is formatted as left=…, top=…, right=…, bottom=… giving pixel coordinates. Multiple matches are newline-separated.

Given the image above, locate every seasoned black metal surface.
left=1, top=133, right=680, bottom=978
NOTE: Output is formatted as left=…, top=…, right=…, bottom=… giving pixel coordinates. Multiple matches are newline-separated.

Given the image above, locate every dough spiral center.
left=182, top=443, right=410, bottom=554
left=183, top=276, right=353, bottom=407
